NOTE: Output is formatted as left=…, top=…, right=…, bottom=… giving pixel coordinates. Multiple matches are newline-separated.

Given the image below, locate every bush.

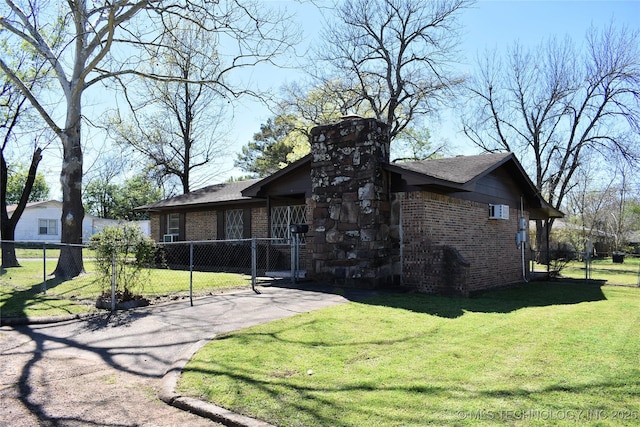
left=88, top=224, right=157, bottom=300
left=542, top=245, right=575, bottom=278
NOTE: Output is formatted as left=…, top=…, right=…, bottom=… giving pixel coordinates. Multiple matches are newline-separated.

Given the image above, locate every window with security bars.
left=225, top=209, right=244, bottom=240
left=271, top=205, right=307, bottom=245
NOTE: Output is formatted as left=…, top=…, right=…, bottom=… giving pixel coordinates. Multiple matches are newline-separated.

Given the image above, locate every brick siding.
left=150, top=215, right=160, bottom=241
left=251, top=206, right=268, bottom=238
left=398, top=191, right=530, bottom=294
left=185, top=211, right=217, bottom=241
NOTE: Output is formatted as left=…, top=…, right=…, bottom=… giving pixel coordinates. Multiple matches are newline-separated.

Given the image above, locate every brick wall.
left=150, top=214, right=160, bottom=241
left=185, top=211, right=217, bottom=240
left=251, top=206, right=268, bottom=238
left=398, top=191, right=530, bottom=294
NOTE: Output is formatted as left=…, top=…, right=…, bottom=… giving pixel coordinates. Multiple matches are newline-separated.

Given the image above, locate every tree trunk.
left=0, top=227, right=19, bottom=268
left=1, top=147, right=43, bottom=268
left=535, top=219, right=554, bottom=266
left=0, top=154, right=19, bottom=267
left=53, top=123, right=85, bottom=279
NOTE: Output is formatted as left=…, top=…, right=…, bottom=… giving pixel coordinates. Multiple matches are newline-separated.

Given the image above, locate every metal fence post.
left=585, top=239, right=592, bottom=283
left=189, top=242, right=194, bottom=306
left=251, top=238, right=259, bottom=294
left=42, top=243, right=47, bottom=294
left=295, top=233, right=299, bottom=282
left=111, top=252, right=117, bottom=312
left=290, top=235, right=296, bottom=284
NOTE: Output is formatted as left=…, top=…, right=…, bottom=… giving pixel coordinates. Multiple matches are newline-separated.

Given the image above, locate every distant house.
left=137, top=117, right=563, bottom=296
left=7, top=200, right=150, bottom=243
left=549, top=219, right=614, bottom=257
left=626, top=231, right=640, bottom=254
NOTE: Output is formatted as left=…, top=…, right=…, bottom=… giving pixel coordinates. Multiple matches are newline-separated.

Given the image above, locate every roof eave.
left=384, top=163, right=472, bottom=192
left=530, top=206, right=565, bottom=220
left=134, top=197, right=261, bottom=213
left=242, top=154, right=313, bottom=197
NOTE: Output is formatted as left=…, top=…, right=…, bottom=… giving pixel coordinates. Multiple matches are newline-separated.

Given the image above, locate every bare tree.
left=564, top=161, right=618, bottom=255
left=461, top=24, right=640, bottom=251
left=566, top=159, right=636, bottom=256
left=392, top=127, right=445, bottom=162
left=605, top=159, right=633, bottom=253
left=105, top=17, right=231, bottom=194
left=279, top=79, right=365, bottom=126
left=313, top=0, right=472, bottom=141
left=238, top=72, right=444, bottom=176
left=0, top=0, right=298, bottom=278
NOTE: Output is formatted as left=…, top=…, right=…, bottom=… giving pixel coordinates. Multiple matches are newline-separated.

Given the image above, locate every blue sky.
left=223, top=0, right=640, bottom=179
left=40, top=1, right=640, bottom=196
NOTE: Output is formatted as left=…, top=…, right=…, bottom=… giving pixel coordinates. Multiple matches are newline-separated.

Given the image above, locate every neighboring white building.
left=7, top=200, right=150, bottom=243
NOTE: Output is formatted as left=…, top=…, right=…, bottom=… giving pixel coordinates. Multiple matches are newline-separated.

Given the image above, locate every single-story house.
left=137, top=117, right=562, bottom=295
left=7, top=200, right=150, bottom=243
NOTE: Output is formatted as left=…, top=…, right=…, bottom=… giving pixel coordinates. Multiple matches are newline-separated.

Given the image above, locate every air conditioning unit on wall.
left=163, top=234, right=178, bottom=242
left=489, top=204, right=510, bottom=220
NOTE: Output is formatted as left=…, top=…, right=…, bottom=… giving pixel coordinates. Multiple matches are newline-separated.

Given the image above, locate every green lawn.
left=560, top=256, right=640, bottom=286
left=1, top=259, right=253, bottom=319
left=4, top=247, right=97, bottom=259
left=178, top=282, right=640, bottom=426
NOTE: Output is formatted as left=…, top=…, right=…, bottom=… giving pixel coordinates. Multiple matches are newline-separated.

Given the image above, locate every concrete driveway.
left=0, top=285, right=359, bottom=427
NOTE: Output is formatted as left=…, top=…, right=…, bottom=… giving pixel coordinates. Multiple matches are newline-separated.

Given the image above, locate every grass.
left=6, top=247, right=97, bottom=259
left=1, top=258, right=253, bottom=319
left=178, top=282, right=640, bottom=426
left=560, top=256, right=640, bottom=286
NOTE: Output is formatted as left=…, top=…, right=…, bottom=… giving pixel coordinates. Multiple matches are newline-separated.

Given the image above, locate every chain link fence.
left=1, top=238, right=304, bottom=311
left=530, top=248, right=640, bottom=285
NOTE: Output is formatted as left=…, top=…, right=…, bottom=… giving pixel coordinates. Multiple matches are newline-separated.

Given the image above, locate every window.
left=271, top=205, right=306, bottom=245
left=166, top=213, right=180, bottom=236
left=38, top=219, right=58, bottom=235
left=225, top=209, right=244, bottom=240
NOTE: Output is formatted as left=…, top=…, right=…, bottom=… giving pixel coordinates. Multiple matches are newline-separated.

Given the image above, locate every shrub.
left=89, top=224, right=157, bottom=300
left=547, top=245, right=576, bottom=278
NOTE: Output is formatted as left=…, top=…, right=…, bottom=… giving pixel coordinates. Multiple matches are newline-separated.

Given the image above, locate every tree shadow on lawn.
left=1, top=265, right=106, bottom=323
left=281, top=279, right=609, bottom=319
left=181, top=349, right=638, bottom=427
left=181, top=356, right=455, bottom=426
left=0, top=277, right=70, bottom=322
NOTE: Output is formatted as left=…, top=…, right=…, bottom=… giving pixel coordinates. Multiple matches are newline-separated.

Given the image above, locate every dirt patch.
left=0, top=327, right=221, bottom=426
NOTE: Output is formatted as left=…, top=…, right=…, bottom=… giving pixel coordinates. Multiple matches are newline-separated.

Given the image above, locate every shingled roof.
left=389, top=152, right=512, bottom=184
left=384, top=152, right=535, bottom=193
left=136, top=152, right=562, bottom=219
left=385, top=152, right=562, bottom=219
left=135, top=179, right=262, bottom=212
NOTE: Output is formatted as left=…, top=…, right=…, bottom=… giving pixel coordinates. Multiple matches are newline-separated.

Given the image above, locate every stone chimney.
left=308, top=116, right=394, bottom=287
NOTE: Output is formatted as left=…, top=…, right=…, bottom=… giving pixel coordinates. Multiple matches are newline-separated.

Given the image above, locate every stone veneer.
left=308, top=117, right=397, bottom=287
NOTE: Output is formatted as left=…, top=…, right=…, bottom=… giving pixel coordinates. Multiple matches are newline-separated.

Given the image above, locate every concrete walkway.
left=0, top=284, right=364, bottom=426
